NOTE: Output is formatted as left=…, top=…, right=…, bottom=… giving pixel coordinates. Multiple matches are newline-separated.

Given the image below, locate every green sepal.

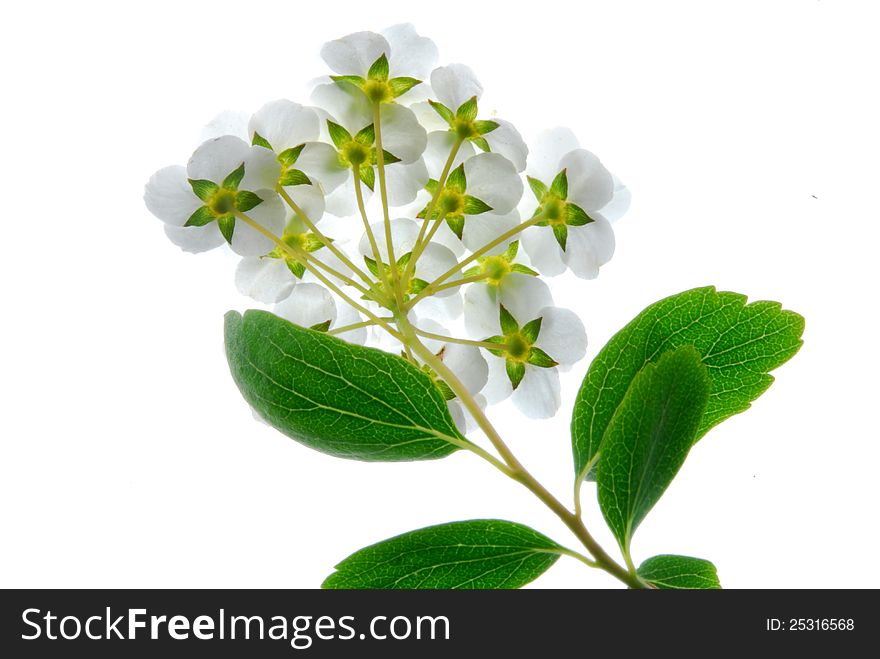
left=527, top=176, right=548, bottom=201
left=367, top=53, right=389, bottom=81
left=355, top=123, right=375, bottom=145
left=521, top=317, right=543, bottom=344
left=304, top=233, right=328, bottom=252
left=499, top=305, right=519, bottom=335
left=483, top=336, right=506, bottom=358
left=474, top=120, right=499, bottom=135
left=217, top=215, right=236, bottom=244
left=463, top=195, right=493, bottom=215
left=396, top=252, right=412, bottom=269
left=428, top=100, right=455, bottom=125
left=279, top=169, right=311, bottom=187
left=359, top=164, right=375, bottom=191
left=363, top=256, right=380, bottom=277
left=527, top=347, right=558, bottom=368
left=506, top=360, right=526, bottom=390
left=471, top=136, right=491, bottom=152
left=188, top=179, right=219, bottom=202
left=235, top=191, right=263, bottom=213
left=552, top=224, right=569, bottom=251
left=251, top=132, right=273, bottom=150
left=379, top=149, right=401, bottom=164
left=550, top=169, right=568, bottom=199
left=456, top=96, right=479, bottom=122
left=425, top=179, right=440, bottom=195
left=462, top=266, right=482, bottom=278
left=446, top=215, right=465, bottom=240
left=447, top=164, right=467, bottom=192
left=286, top=259, right=306, bottom=279
left=410, top=278, right=429, bottom=295
left=503, top=241, right=519, bottom=261
left=309, top=320, right=332, bottom=332
left=389, top=77, right=422, bottom=98
left=327, top=120, right=352, bottom=149
left=434, top=379, right=457, bottom=401
left=278, top=144, right=305, bottom=168
left=222, top=163, right=246, bottom=191
left=330, top=75, right=366, bottom=88
left=566, top=203, right=594, bottom=226
left=184, top=205, right=215, bottom=227
left=511, top=263, right=539, bottom=276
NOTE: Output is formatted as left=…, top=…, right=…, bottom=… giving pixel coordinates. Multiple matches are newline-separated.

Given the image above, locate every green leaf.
left=471, top=136, right=491, bottom=152
left=184, top=205, right=215, bottom=227
left=188, top=179, right=218, bottom=202
left=527, top=347, right=557, bottom=368
left=527, top=176, right=548, bottom=201
left=637, top=555, right=721, bottom=589
left=462, top=195, right=493, bottom=215
left=217, top=215, right=236, bottom=244
left=326, top=120, right=352, bottom=149
left=550, top=169, right=568, bottom=199
left=251, top=132, right=273, bottom=150
left=359, top=164, right=375, bottom=191
left=473, top=120, right=499, bottom=135
left=389, top=76, right=421, bottom=98
left=552, top=224, right=568, bottom=251
left=368, top=53, right=389, bottom=81
left=222, top=163, right=246, bottom=191
left=355, top=123, right=375, bottom=145
left=446, top=164, right=467, bottom=193
left=506, top=361, right=526, bottom=390
left=323, top=520, right=562, bottom=589
left=456, top=96, right=479, bottom=122
left=597, top=346, right=711, bottom=552
left=572, top=286, right=805, bottom=482
left=521, top=317, right=542, bottom=343
left=330, top=75, right=366, bottom=88
left=428, top=100, right=455, bottom=125
left=278, top=169, right=311, bottom=187
left=445, top=215, right=465, bottom=240
left=224, top=310, right=464, bottom=461
left=277, top=144, right=305, bottom=168
left=566, top=203, right=594, bottom=226
left=499, top=305, right=519, bottom=335
left=235, top=190, right=263, bottom=212
left=511, top=263, right=539, bottom=276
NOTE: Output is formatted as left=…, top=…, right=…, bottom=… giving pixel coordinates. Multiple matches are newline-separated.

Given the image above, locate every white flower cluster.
left=144, top=24, right=629, bottom=424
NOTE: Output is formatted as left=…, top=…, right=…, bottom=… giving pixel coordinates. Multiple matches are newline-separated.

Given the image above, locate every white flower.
left=144, top=136, right=286, bottom=256
left=273, top=283, right=366, bottom=344
left=521, top=128, right=626, bottom=279
left=322, top=25, right=437, bottom=82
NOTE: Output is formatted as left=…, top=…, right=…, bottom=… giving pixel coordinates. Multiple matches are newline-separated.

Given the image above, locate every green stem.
left=327, top=318, right=386, bottom=336
left=412, top=327, right=504, bottom=351
left=352, top=170, right=389, bottom=292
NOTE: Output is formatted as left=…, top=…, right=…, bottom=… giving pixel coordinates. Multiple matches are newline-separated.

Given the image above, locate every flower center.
left=439, top=189, right=465, bottom=216
left=452, top=117, right=478, bottom=140
left=209, top=189, right=237, bottom=216
left=542, top=197, right=566, bottom=225
left=340, top=141, right=370, bottom=167
left=282, top=233, right=308, bottom=250
left=481, top=256, right=511, bottom=284
left=506, top=333, right=531, bottom=361
left=363, top=79, right=393, bottom=103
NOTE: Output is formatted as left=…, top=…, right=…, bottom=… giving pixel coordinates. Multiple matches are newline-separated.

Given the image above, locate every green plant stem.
left=407, top=214, right=546, bottom=309
left=352, top=170, right=389, bottom=291
left=327, top=318, right=387, bottom=336
left=412, top=327, right=504, bottom=351
left=421, top=273, right=490, bottom=296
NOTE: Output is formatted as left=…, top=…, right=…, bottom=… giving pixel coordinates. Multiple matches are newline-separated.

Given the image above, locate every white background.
left=2, top=0, right=878, bottom=589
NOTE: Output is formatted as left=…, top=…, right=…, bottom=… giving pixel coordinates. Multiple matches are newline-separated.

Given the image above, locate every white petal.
left=528, top=127, right=580, bottom=183
left=482, top=355, right=513, bottom=405
left=385, top=158, right=428, bottom=206
left=249, top=100, right=320, bottom=152
left=412, top=290, right=463, bottom=321
left=301, top=245, right=353, bottom=289
left=598, top=175, right=631, bottom=222
left=484, top=119, right=528, bottom=172
left=558, top=149, right=614, bottom=211
left=311, top=82, right=372, bottom=133
left=242, top=146, right=281, bottom=191
left=320, top=31, right=390, bottom=77
left=187, top=136, right=250, bottom=182
left=201, top=111, right=249, bottom=142
left=410, top=101, right=450, bottom=133
left=464, top=152, right=523, bottom=214
left=521, top=226, right=566, bottom=276
left=533, top=306, right=587, bottom=367
left=274, top=282, right=337, bottom=328
left=411, top=317, right=447, bottom=353
left=331, top=303, right=367, bottom=345
left=283, top=182, right=325, bottom=225
left=416, top=243, right=460, bottom=297
left=230, top=191, right=285, bottom=257
left=498, top=273, right=554, bottom=326
left=235, top=257, right=297, bottom=303
left=297, top=142, right=349, bottom=193
left=430, top=64, right=483, bottom=111
left=423, top=131, right=475, bottom=178
left=512, top=367, right=561, bottom=419
left=379, top=103, right=427, bottom=163
left=441, top=343, right=488, bottom=395
left=382, top=23, right=438, bottom=80
left=430, top=221, right=466, bottom=257
left=144, top=165, right=201, bottom=226
left=563, top=215, right=616, bottom=279
left=324, top=175, right=364, bottom=217
left=447, top=400, right=467, bottom=435
left=463, top=283, right=500, bottom=338
left=358, top=218, right=419, bottom=261
left=163, top=224, right=224, bottom=253
left=461, top=209, right=520, bottom=254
